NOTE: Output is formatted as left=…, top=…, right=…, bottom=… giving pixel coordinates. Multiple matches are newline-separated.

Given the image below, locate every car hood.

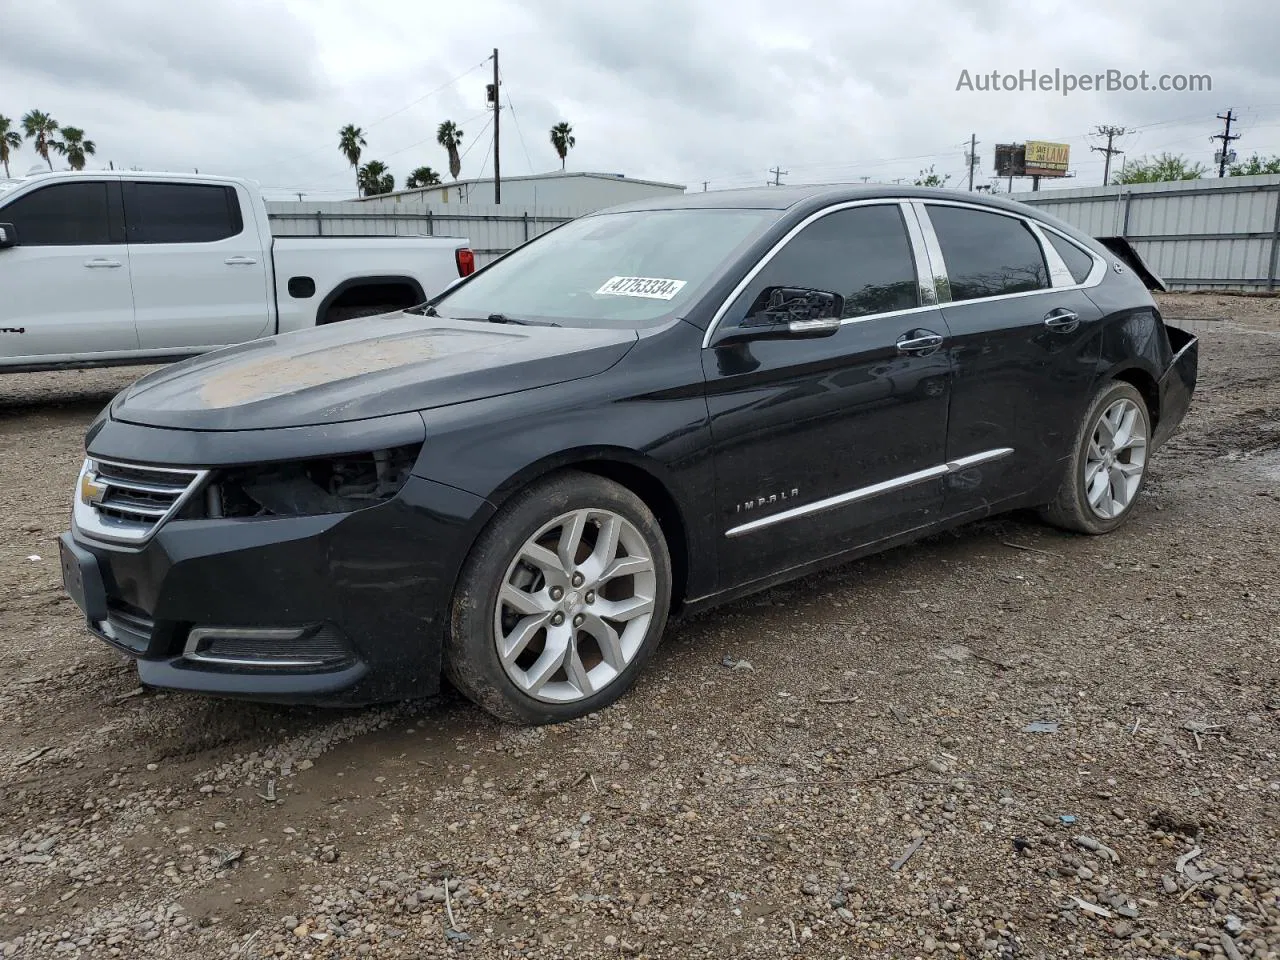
left=110, top=312, right=639, bottom=431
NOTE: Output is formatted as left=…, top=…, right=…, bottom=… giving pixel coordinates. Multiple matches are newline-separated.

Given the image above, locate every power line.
left=500, top=71, right=534, bottom=174
left=458, top=115, right=494, bottom=163
left=477, top=128, right=496, bottom=182
left=237, top=60, right=490, bottom=176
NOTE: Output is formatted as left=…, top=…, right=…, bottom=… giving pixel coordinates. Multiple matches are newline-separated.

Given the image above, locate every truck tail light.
left=455, top=247, right=476, bottom=277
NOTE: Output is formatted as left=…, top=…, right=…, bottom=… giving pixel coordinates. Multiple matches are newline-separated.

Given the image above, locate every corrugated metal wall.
left=265, top=200, right=586, bottom=267
left=1010, top=174, right=1280, bottom=290
left=271, top=178, right=1280, bottom=291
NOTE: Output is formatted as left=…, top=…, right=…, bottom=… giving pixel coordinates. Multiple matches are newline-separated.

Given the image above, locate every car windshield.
left=433, top=208, right=776, bottom=328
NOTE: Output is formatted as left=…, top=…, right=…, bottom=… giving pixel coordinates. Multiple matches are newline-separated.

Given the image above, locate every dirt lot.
left=1, top=293, right=1277, bottom=959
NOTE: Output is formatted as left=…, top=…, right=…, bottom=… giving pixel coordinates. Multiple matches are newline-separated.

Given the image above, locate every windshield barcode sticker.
left=595, top=276, right=687, bottom=300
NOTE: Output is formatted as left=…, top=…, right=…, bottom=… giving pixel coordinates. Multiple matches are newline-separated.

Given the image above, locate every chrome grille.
left=73, top=458, right=208, bottom=544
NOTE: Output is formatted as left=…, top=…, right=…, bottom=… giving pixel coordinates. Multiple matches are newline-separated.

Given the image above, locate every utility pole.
left=966, top=134, right=979, bottom=191
left=491, top=48, right=501, bottom=202
left=769, top=166, right=788, bottom=186
left=1090, top=125, right=1127, bottom=185
left=295, top=192, right=304, bottom=202
left=702, top=181, right=709, bottom=191
left=1211, top=108, right=1239, bottom=178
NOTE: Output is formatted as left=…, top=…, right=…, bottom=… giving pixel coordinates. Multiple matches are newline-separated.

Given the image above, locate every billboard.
left=994, top=142, right=1071, bottom=178
left=1024, top=141, right=1070, bottom=177
left=994, top=144, right=1025, bottom=178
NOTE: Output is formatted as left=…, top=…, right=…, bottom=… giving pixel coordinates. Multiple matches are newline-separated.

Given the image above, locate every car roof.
left=594, top=182, right=1102, bottom=254
left=5, top=169, right=258, bottom=188
left=598, top=183, right=1047, bottom=219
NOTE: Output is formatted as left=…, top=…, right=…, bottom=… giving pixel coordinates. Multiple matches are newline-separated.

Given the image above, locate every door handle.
left=896, top=331, right=945, bottom=355
left=224, top=256, right=258, bottom=265
left=1043, top=309, right=1080, bottom=332
left=84, top=258, right=122, bottom=268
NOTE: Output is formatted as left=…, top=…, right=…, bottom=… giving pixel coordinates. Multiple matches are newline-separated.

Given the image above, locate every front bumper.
left=1153, top=324, right=1198, bottom=451
left=61, top=474, right=493, bottom=706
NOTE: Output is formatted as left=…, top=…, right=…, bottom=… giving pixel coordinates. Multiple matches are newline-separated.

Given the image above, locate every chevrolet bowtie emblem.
left=79, top=471, right=107, bottom=506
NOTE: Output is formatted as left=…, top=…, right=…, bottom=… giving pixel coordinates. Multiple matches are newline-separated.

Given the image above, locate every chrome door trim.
left=701, top=199, right=928, bottom=349
left=1025, top=220, right=1075, bottom=288
left=898, top=200, right=940, bottom=306
left=1036, top=221, right=1109, bottom=287
left=912, top=199, right=1109, bottom=306
left=724, top=447, right=1014, bottom=538
left=906, top=201, right=952, bottom=304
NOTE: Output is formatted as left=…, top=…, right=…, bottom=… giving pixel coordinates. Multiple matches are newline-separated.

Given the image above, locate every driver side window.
left=731, top=204, right=920, bottom=322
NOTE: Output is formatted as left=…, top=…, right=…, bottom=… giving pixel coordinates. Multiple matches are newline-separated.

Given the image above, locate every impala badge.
left=735, top=488, right=800, bottom=513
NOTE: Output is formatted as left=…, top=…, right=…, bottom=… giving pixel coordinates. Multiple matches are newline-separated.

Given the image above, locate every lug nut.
left=584, top=591, right=595, bottom=604
left=572, top=613, right=585, bottom=627
left=571, top=572, right=585, bottom=587
left=551, top=612, right=565, bottom=626
left=549, top=586, right=564, bottom=601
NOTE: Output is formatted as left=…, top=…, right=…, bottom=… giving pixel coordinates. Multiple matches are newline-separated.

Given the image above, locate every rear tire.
left=444, top=471, right=672, bottom=725
left=1039, top=380, right=1151, bottom=535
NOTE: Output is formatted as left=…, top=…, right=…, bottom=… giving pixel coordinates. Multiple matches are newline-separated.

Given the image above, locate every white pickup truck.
left=0, top=171, right=474, bottom=372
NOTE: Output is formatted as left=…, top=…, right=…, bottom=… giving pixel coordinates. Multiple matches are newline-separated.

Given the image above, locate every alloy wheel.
left=494, top=508, right=657, bottom=703
left=1084, top=397, right=1148, bottom=520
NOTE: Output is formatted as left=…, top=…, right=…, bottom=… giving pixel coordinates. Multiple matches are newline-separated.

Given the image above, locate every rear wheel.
left=444, top=471, right=671, bottom=725
left=1040, top=380, right=1151, bottom=535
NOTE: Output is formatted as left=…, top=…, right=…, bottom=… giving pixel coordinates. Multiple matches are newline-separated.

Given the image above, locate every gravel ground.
left=0, top=292, right=1277, bottom=959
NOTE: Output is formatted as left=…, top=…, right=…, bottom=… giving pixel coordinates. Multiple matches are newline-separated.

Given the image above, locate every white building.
left=365, top=171, right=686, bottom=210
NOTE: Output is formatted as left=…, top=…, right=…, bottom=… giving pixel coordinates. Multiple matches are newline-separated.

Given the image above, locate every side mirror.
left=0, top=223, right=16, bottom=249
left=716, top=286, right=844, bottom=345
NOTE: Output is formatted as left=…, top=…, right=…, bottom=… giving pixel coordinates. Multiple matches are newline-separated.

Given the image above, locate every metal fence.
left=1009, top=174, right=1280, bottom=291
left=270, top=179, right=1280, bottom=291
left=265, top=200, right=584, bottom=267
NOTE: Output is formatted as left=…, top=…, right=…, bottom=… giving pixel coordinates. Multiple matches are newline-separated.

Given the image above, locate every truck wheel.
left=321, top=304, right=398, bottom=324
left=444, top=471, right=672, bottom=725
left=1040, top=380, right=1151, bottom=535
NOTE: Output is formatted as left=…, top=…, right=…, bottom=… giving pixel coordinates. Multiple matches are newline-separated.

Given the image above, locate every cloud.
left=0, top=0, right=1277, bottom=197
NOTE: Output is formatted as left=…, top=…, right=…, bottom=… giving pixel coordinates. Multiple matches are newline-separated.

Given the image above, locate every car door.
left=124, top=180, right=271, bottom=350
left=0, top=179, right=137, bottom=364
left=918, top=202, right=1105, bottom=515
left=701, top=201, right=954, bottom=588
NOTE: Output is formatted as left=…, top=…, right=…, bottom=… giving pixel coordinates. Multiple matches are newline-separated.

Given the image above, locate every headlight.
left=206, top=444, right=422, bottom=519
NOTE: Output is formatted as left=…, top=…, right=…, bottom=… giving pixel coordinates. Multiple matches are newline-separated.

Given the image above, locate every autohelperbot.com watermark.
left=955, top=69, right=1212, bottom=96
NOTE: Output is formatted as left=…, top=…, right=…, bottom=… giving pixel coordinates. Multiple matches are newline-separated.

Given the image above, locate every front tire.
left=1040, top=380, right=1151, bottom=535
left=444, top=471, right=672, bottom=725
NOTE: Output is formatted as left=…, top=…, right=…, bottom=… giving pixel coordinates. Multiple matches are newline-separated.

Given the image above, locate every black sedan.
left=59, top=186, right=1198, bottom=724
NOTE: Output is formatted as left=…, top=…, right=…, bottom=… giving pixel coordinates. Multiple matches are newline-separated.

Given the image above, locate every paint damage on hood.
left=110, top=312, right=638, bottom=431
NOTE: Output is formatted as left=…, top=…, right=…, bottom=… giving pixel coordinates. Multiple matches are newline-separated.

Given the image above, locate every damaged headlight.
left=203, top=444, right=422, bottom=519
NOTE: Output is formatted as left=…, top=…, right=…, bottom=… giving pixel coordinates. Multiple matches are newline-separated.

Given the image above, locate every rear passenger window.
left=733, top=204, right=919, bottom=321
left=1045, top=230, right=1096, bottom=284
left=128, top=182, right=243, bottom=243
left=3, top=182, right=114, bottom=245
left=926, top=205, right=1048, bottom=301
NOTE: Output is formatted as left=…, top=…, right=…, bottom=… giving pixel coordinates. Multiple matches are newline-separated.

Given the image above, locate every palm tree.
left=436, top=121, right=464, bottom=180
left=406, top=166, right=442, bottom=189
left=358, top=160, right=394, bottom=197
left=338, top=124, right=367, bottom=196
left=0, top=115, right=22, bottom=178
left=56, top=127, right=95, bottom=171
left=21, top=110, right=59, bottom=170
left=550, top=122, right=576, bottom=171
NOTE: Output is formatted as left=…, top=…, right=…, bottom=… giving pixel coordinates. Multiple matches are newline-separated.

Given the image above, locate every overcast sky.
left=2, top=0, right=1278, bottom=199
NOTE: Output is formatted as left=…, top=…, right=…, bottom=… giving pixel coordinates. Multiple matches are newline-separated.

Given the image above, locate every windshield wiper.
left=476, top=313, right=560, bottom=327
left=404, top=303, right=439, bottom=317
